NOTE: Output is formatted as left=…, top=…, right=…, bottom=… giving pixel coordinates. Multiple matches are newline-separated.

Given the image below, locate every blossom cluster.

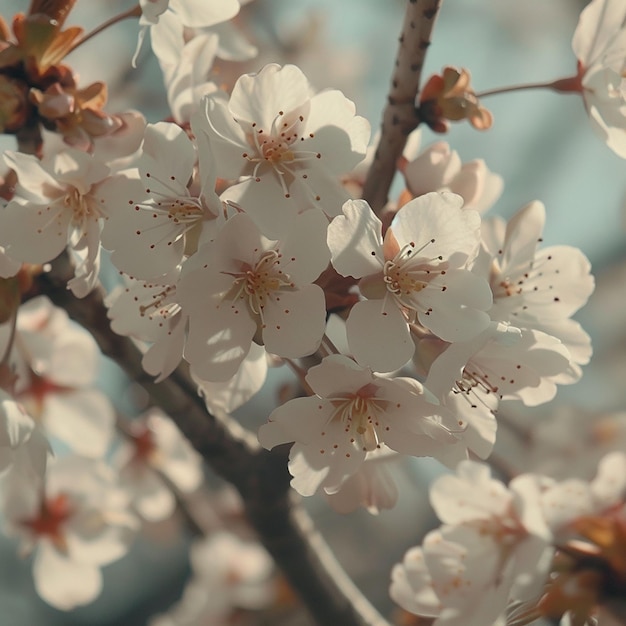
left=391, top=452, right=626, bottom=626
left=0, top=0, right=622, bottom=621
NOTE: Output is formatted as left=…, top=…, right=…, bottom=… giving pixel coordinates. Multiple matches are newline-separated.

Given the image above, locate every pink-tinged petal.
left=476, top=329, right=576, bottom=406
left=107, top=205, right=187, bottom=279
left=262, top=285, right=326, bottom=358
left=403, top=142, right=461, bottom=196
left=0, top=200, right=71, bottom=264
left=42, top=390, right=114, bottom=458
left=287, top=445, right=331, bottom=497
left=305, top=90, right=371, bottom=171
left=219, top=176, right=299, bottom=239
left=139, top=122, right=195, bottom=196
left=531, top=318, right=592, bottom=367
left=92, top=111, right=146, bottom=163
left=33, top=544, right=102, bottom=609
left=572, top=0, right=626, bottom=66
left=200, top=94, right=250, bottom=177
left=52, top=149, right=110, bottom=194
left=585, top=90, right=626, bottom=158
left=229, top=64, right=312, bottom=127
left=391, top=547, right=440, bottom=617
left=298, top=424, right=367, bottom=493
left=347, top=299, right=414, bottom=372
left=390, top=192, right=481, bottom=264
left=480, top=216, right=506, bottom=258
left=142, top=314, right=186, bottom=381
left=305, top=354, right=374, bottom=398
left=191, top=115, right=223, bottom=215
left=279, top=210, right=330, bottom=285
left=501, top=201, right=545, bottom=271
left=184, top=298, right=256, bottom=382
left=212, top=212, right=269, bottom=272
left=418, top=270, right=492, bottom=342
left=289, top=165, right=352, bottom=219
left=67, top=219, right=102, bottom=298
left=3, top=152, right=63, bottom=202
left=430, top=460, right=510, bottom=524
left=326, top=458, right=399, bottom=514
left=425, top=323, right=521, bottom=398
left=193, top=342, right=268, bottom=414
left=258, top=397, right=335, bottom=450
left=327, top=199, right=384, bottom=278
left=453, top=160, right=503, bottom=214
left=149, top=8, right=185, bottom=66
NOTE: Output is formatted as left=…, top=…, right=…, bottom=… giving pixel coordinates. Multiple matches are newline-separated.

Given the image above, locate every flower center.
left=383, top=240, right=444, bottom=307
left=331, top=384, right=388, bottom=452
left=20, top=493, right=73, bottom=551
left=225, top=250, right=294, bottom=316
left=64, top=186, right=100, bottom=225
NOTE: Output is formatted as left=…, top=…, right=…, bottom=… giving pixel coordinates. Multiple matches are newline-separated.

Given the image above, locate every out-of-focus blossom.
left=149, top=530, right=275, bottom=626
left=2, top=455, right=138, bottom=610
left=570, top=0, right=626, bottom=158
left=113, top=409, right=203, bottom=522
left=391, top=460, right=553, bottom=626
left=0, top=297, right=114, bottom=457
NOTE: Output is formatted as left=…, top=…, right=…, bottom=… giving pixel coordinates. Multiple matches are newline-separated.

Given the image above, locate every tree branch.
left=362, top=0, right=443, bottom=214
left=32, top=254, right=391, bottom=626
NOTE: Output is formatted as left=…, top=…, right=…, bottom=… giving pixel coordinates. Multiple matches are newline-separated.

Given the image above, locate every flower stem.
left=67, top=4, right=142, bottom=54
left=476, top=74, right=583, bottom=99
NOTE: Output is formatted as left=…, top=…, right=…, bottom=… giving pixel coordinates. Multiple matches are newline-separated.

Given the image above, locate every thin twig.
left=362, top=0, right=443, bottom=214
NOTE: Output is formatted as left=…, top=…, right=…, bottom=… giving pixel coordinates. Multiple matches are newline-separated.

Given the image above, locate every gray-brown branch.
left=362, top=0, right=443, bottom=214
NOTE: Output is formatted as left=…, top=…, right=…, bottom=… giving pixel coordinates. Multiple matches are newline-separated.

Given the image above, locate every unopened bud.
left=419, top=67, right=493, bottom=133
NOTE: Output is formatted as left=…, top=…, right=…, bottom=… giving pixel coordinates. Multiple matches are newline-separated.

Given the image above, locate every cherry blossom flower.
left=0, top=149, right=130, bottom=297
left=479, top=201, right=594, bottom=372
left=423, top=322, right=577, bottom=460
left=178, top=210, right=330, bottom=381
left=571, top=0, right=626, bottom=158
left=327, top=192, right=492, bottom=372
left=258, top=354, right=462, bottom=497
left=113, top=409, right=203, bottom=522
left=101, top=120, right=223, bottom=281
left=391, top=460, right=553, bottom=626
left=197, top=63, right=371, bottom=237
left=0, top=297, right=115, bottom=457
left=2, top=455, right=138, bottom=610
left=149, top=530, right=275, bottom=626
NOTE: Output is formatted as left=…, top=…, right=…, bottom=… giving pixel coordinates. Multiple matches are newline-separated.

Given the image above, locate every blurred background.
left=0, top=0, right=624, bottom=624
